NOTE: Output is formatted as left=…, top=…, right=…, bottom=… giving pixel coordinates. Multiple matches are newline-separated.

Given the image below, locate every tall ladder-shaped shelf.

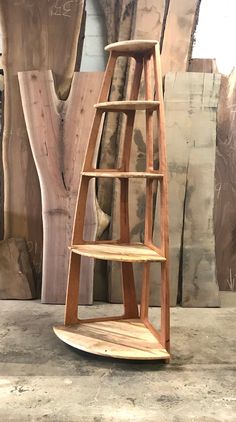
left=54, top=40, right=170, bottom=361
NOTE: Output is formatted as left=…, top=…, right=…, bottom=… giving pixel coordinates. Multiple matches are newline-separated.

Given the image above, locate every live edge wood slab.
left=19, top=71, right=103, bottom=304
left=0, top=0, right=85, bottom=287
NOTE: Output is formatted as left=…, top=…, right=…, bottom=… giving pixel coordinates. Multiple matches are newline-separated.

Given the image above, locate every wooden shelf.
left=54, top=319, right=170, bottom=360
left=95, top=100, right=159, bottom=112
left=70, top=243, right=166, bottom=262
left=82, top=171, right=164, bottom=179
left=105, top=40, right=158, bottom=54
left=57, top=40, right=170, bottom=361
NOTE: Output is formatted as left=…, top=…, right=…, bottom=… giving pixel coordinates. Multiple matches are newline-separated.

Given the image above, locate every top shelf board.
left=95, top=100, right=160, bottom=112
left=105, top=40, right=159, bottom=53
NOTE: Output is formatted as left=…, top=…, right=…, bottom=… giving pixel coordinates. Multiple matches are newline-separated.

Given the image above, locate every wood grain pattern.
left=19, top=71, right=103, bottom=304
left=0, top=0, right=85, bottom=291
left=54, top=319, right=170, bottom=360
left=214, top=72, right=236, bottom=291
left=0, top=238, right=35, bottom=299
left=70, top=243, right=166, bottom=262
left=161, top=72, right=220, bottom=306
left=161, top=0, right=201, bottom=75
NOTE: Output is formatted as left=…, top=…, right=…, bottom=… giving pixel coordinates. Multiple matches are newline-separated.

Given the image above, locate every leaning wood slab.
left=159, top=72, right=220, bottom=307
left=214, top=71, right=236, bottom=291
left=109, top=0, right=201, bottom=305
left=19, top=71, right=103, bottom=304
left=109, top=1, right=166, bottom=305
left=161, top=0, right=201, bottom=75
left=0, top=0, right=85, bottom=289
left=54, top=319, right=170, bottom=360
left=0, top=238, right=35, bottom=299
left=97, top=0, right=136, bottom=214
left=95, top=0, right=136, bottom=300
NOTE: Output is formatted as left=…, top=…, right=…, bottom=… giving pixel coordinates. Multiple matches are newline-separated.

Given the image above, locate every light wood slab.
left=54, top=319, right=170, bottom=360
left=70, top=243, right=166, bottom=262
left=159, top=72, right=220, bottom=307
left=19, top=71, right=103, bottom=304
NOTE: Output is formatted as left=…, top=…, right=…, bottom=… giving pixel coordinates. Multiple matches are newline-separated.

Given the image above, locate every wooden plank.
left=19, top=71, right=103, bottom=304
left=187, top=57, right=236, bottom=293
left=70, top=243, right=166, bottom=262
left=0, top=0, right=85, bottom=292
left=109, top=0, right=166, bottom=305
left=0, top=238, right=35, bottom=299
left=214, top=71, right=236, bottom=291
left=161, top=72, right=220, bottom=306
left=161, top=0, right=201, bottom=74
left=54, top=319, right=170, bottom=360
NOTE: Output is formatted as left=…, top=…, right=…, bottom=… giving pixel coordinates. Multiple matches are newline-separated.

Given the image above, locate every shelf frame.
left=54, top=39, right=170, bottom=361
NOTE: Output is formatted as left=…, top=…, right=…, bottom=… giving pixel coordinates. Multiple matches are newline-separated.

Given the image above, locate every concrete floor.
left=0, top=301, right=235, bottom=422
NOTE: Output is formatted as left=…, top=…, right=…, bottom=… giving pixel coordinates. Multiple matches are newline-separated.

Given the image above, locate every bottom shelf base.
left=53, top=319, right=170, bottom=360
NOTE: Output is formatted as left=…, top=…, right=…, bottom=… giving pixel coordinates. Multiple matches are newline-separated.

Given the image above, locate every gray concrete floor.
left=0, top=300, right=235, bottom=422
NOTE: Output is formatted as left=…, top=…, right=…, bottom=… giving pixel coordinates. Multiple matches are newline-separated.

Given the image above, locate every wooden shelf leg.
left=65, top=253, right=81, bottom=325
left=140, top=262, right=150, bottom=320
left=120, top=178, right=139, bottom=318
left=161, top=261, right=170, bottom=352
left=121, top=262, right=139, bottom=318
left=118, top=58, right=144, bottom=319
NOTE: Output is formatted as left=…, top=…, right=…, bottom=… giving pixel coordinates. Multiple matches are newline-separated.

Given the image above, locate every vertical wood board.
left=19, top=71, right=103, bottom=304
left=214, top=71, right=236, bottom=291
left=161, top=72, right=220, bottom=306
left=161, top=0, right=201, bottom=75
left=0, top=0, right=85, bottom=289
left=109, top=0, right=166, bottom=304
